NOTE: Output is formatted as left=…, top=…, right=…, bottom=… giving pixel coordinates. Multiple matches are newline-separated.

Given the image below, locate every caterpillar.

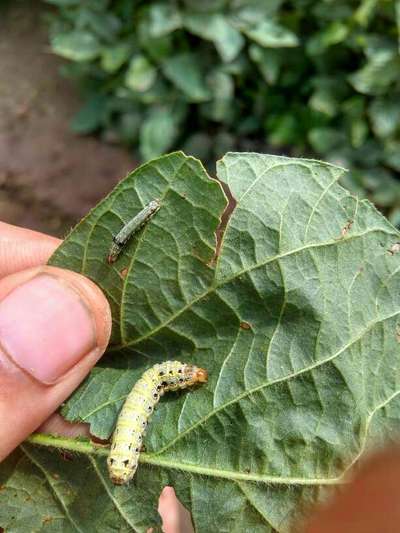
left=108, top=199, right=160, bottom=263
left=107, top=361, right=208, bottom=485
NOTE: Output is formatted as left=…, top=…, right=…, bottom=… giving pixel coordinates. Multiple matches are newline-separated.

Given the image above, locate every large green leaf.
left=2, top=152, right=400, bottom=532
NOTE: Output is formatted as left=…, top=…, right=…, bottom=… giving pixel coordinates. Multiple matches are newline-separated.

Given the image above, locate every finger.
left=304, top=447, right=400, bottom=533
left=158, top=486, right=194, bottom=533
left=0, top=221, right=61, bottom=278
left=0, top=265, right=111, bottom=460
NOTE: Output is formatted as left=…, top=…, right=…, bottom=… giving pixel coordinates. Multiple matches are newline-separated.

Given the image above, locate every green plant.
left=46, top=0, right=400, bottom=221
left=1, top=152, right=400, bottom=532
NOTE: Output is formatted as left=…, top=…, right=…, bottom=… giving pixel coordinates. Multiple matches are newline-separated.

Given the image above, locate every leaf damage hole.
left=90, top=434, right=110, bottom=448
left=388, top=242, right=400, bottom=255
left=59, top=451, right=73, bottom=462
left=240, top=321, right=252, bottom=330
left=336, top=219, right=353, bottom=240
left=120, top=267, right=129, bottom=278
left=209, top=179, right=236, bottom=267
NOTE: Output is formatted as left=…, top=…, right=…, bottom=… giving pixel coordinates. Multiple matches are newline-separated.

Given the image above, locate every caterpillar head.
left=184, top=365, right=208, bottom=386
left=107, top=454, right=137, bottom=485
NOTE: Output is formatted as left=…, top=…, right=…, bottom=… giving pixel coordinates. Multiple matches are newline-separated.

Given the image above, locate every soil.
left=0, top=0, right=135, bottom=238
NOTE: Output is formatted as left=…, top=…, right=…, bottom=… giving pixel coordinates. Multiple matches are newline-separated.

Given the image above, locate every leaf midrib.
left=28, top=386, right=400, bottom=487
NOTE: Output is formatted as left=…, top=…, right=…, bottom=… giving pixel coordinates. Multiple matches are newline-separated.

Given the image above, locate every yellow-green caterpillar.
left=107, top=361, right=208, bottom=485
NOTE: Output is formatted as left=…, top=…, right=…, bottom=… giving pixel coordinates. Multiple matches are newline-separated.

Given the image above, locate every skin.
left=1, top=221, right=399, bottom=533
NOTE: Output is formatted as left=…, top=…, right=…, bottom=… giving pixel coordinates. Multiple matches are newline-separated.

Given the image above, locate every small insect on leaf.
left=107, top=361, right=208, bottom=485
left=107, top=199, right=160, bottom=263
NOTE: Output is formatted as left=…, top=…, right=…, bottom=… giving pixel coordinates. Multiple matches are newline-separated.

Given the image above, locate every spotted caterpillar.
left=107, top=361, right=208, bottom=485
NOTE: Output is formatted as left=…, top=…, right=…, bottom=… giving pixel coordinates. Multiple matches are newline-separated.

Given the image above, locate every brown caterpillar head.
left=184, top=365, right=208, bottom=386
left=194, top=367, right=208, bottom=383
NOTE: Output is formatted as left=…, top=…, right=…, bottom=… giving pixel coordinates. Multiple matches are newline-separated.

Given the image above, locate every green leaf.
left=70, top=95, right=108, bottom=134
left=77, top=9, right=121, bottom=41
left=203, top=70, right=234, bottom=122
left=308, top=127, right=347, bottom=154
left=45, top=0, right=82, bottom=5
left=183, top=12, right=245, bottom=62
left=4, top=152, right=400, bottom=531
left=0, top=445, right=162, bottom=532
left=242, top=20, right=299, bottom=48
left=248, top=44, right=281, bottom=84
left=306, top=21, right=349, bottom=55
left=348, top=45, right=400, bottom=95
left=368, top=97, right=400, bottom=138
left=125, top=55, right=157, bottom=93
left=101, top=42, right=132, bottom=73
left=384, top=141, right=400, bottom=172
left=147, top=3, right=182, bottom=37
left=354, top=0, right=379, bottom=27
left=51, top=31, right=102, bottom=61
left=139, top=108, right=181, bottom=161
left=395, top=0, right=400, bottom=52
left=230, top=0, right=285, bottom=27
left=162, top=53, right=211, bottom=102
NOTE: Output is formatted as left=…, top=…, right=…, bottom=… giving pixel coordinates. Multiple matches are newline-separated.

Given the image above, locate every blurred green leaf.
left=243, top=19, right=299, bottom=48
left=308, top=127, right=346, bottom=154
left=125, top=55, right=157, bottom=93
left=182, top=132, right=213, bottom=160
left=70, top=95, right=108, bottom=134
left=139, top=107, right=181, bottom=160
left=45, top=0, right=82, bottom=5
left=307, top=21, right=349, bottom=55
left=76, top=8, right=121, bottom=41
left=349, top=54, right=400, bottom=95
left=203, top=70, right=234, bottom=122
left=162, top=53, right=211, bottom=102
left=184, top=12, right=245, bottom=62
left=101, top=42, right=131, bottom=73
left=369, top=97, right=400, bottom=138
left=47, top=0, right=400, bottom=216
left=248, top=45, right=281, bottom=84
left=147, top=3, right=182, bottom=37
left=384, top=141, right=400, bottom=171
left=182, top=0, right=227, bottom=11
left=51, top=31, right=102, bottom=61
left=354, top=0, right=379, bottom=27
left=397, top=0, right=400, bottom=51
left=230, top=0, right=285, bottom=27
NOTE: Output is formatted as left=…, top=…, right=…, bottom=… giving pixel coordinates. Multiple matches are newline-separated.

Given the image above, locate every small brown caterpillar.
left=107, top=361, right=208, bottom=485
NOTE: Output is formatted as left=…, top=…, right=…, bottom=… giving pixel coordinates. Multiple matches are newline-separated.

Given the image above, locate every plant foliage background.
left=2, top=152, right=400, bottom=532
left=46, top=0, right=400, bottom=222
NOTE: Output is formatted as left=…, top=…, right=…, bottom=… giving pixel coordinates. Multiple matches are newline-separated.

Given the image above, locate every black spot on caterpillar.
left=107, top=361, right=208, bottom=485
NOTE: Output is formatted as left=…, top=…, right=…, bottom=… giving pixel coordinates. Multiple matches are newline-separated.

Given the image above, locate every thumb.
left=0, top=265, right=111, bottom=460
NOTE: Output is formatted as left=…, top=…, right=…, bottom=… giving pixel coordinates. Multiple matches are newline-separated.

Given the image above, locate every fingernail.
left=0, top=273, right=96, bottom=384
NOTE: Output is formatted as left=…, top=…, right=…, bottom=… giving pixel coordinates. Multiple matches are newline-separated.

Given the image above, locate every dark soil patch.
left=0, top=0, right=135, bottom=237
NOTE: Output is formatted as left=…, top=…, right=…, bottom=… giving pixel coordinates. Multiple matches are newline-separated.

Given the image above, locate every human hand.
left=0, top=221, right=111, bottom=460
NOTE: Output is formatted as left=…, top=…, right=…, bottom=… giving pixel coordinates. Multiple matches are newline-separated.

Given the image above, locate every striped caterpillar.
left=107, top=361, right=208, bottom=485
left=108, top=200, right=160, bottom=263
